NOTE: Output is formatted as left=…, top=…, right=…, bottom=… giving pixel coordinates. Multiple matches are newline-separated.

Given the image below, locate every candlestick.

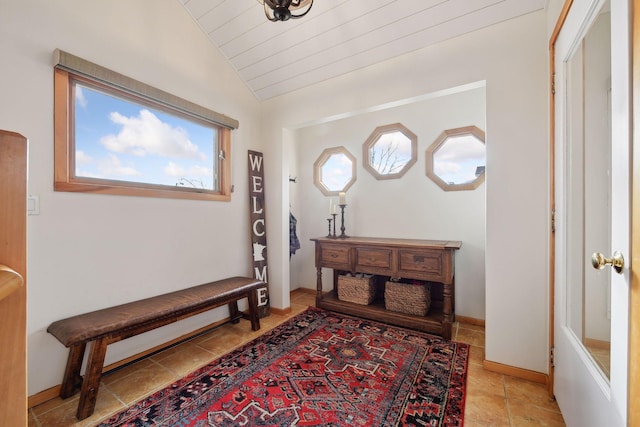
left=331, top=213, right=338, bottom=237
left=338, top=204, right=348, bottom=238
left=326, top=218, right=333, bottom=238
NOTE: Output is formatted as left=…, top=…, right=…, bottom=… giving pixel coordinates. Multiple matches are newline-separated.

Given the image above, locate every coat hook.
left=289, top=176, right=297, bottom=183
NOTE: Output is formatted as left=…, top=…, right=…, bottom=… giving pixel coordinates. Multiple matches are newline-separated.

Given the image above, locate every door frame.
left=630, top=1, right=640, bottom=423
left=549, top=0, right=639, bottom=423
left=0, top=130, right=28, bottom=426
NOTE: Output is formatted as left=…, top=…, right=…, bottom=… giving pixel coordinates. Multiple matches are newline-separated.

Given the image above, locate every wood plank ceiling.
left=180, top=0, right=546, bottom=101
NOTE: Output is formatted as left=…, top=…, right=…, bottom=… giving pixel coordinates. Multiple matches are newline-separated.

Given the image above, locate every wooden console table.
left=311, top=236, right=462, bottom=339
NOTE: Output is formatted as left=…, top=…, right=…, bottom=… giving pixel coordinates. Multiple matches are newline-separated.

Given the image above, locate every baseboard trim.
left=270, top=306, right=291, bottom=315
left=455, top=315, right=485, bottom=327
left=483, top=360, right=548, bottom=385
left=28, top=386, right=60, bottom=409
left=292, top=287, right=315, bottom=295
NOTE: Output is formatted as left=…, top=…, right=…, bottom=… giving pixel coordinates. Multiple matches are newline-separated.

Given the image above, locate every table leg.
left=60, top=343, right=85, bottom=398
left=76, top=338, right=108, bottom=420
left=248, top=289, right=261, bottom=331
left=228, top=300, right=240, bottom=324
left=316, top=267, right=323, bottom=306
left=442, top=280, right=453, bottom=340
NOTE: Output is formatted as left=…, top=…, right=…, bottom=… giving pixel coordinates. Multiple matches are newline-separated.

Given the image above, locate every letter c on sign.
left=253, top=218, right=265, bottom=236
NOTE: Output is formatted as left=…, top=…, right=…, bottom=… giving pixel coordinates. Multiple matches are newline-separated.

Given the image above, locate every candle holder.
left=338, top=204, right=348, bottom=238
left=331, top=213, right=338, bottom=238
left=326, top=218, right=333, bottom=238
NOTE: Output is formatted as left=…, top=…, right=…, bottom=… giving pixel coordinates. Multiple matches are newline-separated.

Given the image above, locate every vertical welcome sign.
left=248, top=150, right=270, bottom=317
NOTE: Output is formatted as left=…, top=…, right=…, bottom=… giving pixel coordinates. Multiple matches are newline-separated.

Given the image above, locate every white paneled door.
left=552, top=0, right=630, bottom=425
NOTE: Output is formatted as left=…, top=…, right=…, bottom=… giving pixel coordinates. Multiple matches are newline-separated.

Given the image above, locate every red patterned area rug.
left=99, top=307, right=469, bottom=426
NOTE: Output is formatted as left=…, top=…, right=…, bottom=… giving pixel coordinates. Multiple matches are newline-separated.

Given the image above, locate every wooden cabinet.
left=311, top=236, right=461, bottom=339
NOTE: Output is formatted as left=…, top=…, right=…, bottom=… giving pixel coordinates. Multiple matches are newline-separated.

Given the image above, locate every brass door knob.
left=591, top=251, right=625, bottom=274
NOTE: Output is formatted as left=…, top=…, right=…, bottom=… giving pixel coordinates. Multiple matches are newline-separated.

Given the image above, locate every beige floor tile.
left=34, top=387, right=124, bottom=427
left=464, top=393, right=511, bottom=427
left=456, top=327, right=486, bottom=347
left=31, top=396, right=68, bottom=418
left=194, top=326, right=252, bottom=354
left=103, top=359, right=176, bottom=405
left=459, top=323, right=486, bottom=333
left=466, top=364, right=505, bottom=397
left=504, top=376, right=561, bottom=413
left=508, top=400, right=567, bottom=427
left=468, top=345, right=485, bottom=367
left=101, top=358, right=157, bottom=386
left=150, top=342, right=217, bottom=377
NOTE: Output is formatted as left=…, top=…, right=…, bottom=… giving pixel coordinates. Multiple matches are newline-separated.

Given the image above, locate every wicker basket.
left=385, top=280, right=431, bottom=316
left=337, top=274, right=376, bottom=305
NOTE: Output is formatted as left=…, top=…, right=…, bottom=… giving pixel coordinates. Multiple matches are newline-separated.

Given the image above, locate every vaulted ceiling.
left=179, top=0, right=546, bottom=101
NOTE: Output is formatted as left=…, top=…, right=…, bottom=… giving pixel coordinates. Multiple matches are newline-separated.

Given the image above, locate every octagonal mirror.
left=426, top=125, right=486, bottom=191
left=313, top=146, right=356, bottom=196
left=363, top=123, right=417, bottom=180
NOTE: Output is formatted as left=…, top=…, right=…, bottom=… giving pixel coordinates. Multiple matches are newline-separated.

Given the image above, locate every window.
left=53, top=49, right=238, bottom=201
left=313, top=147, right=356, bottom=196
left=363, top=123, right=417, bottom=180
left=426, top=126, right=486, bottom=191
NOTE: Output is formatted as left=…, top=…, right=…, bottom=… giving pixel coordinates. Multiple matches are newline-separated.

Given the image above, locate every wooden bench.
left=47, top=276, right=264, bottom=420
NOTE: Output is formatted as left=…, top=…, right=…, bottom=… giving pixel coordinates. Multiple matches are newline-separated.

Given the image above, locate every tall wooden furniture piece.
left=0, top=130, right=28, bottom=426
left=311, top=236, right=461, bottom=339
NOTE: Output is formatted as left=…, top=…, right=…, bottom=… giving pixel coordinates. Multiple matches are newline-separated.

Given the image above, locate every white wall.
left=289, top=87, right=487, bottom=320
left=0, top=0, right=262, bottom=395
left=263, top=10, right=549, bottom=373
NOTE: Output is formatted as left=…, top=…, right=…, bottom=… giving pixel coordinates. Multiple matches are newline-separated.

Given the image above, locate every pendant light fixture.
left=258, top=0, right=313, bottom=22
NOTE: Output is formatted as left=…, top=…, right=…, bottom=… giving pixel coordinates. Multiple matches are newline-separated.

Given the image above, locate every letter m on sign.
left=248, top=150, right=269, bottom=317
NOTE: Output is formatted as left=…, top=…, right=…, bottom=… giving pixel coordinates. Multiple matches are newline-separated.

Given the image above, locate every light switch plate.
left=27, top=195, right=40, bottom=215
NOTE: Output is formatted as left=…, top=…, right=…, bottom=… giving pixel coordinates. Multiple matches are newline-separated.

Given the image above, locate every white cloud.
left=188, top=165, right=211, bottom=176
left=98, top=153, right=142, bottom=177
left=164, top=161, right=211, bottom=177
left=164, top=161, right=185, bottom=177
left=435, top=161, right=462, bottom=176
left=100, top=109, right=207, bottom=160
left=436, top=135, right=485, bottom=162
left=76, top=86, right=88, bottom=108
left=76, top=150, right=93, bottom=165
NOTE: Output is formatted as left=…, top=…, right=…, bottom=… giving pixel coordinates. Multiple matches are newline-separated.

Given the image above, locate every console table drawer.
left=397, top=249, right=447, bottom=281
left=320, top=244, right=350, bottom=269
left=355, top=247, right=393, bottom=272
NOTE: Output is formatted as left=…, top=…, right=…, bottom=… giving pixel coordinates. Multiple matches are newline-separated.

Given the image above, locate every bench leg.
left=248, top=289, right=261, bottom=331
left=60, top=343, right=86, bottom=398
left=76, top=338, right=108, bottom=420
left=228, top=301, right=240, bottom=324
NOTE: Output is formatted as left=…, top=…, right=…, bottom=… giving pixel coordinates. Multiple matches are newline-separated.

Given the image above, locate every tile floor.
left=29, top=290, right=566, bottom=426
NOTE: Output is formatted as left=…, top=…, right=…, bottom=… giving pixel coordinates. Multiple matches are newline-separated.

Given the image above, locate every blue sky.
left=321, top=153, right=352, bottom=191
left=433, top=135, right=486, bottom=184
left=74, top=84, right=217, bottom=190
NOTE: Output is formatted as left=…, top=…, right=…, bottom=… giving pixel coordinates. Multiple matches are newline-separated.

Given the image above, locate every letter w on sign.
left=248, top=150, right=269, bottom=317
